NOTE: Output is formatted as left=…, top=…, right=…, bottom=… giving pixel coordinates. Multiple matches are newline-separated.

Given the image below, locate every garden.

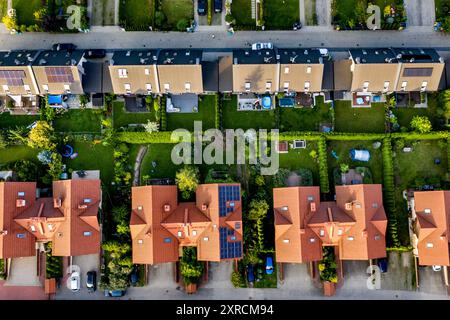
left=279, top=96, right=332, bottom=131
left=263, top=0, right=300, bottom=30
left=435, top=0, right=450, bottom=33
left=230, top=0, right=255, bottom=29
left=166, top=95, right=216, bottom=131
left=53, top=109, right=102, bottom=133
left=334, top=101, right=386, bottom=133
left=119, top=0, right=153, bottom=31
left=113, top=100, right=158, bottom=129
left=331, top=0, right=407, bottom=30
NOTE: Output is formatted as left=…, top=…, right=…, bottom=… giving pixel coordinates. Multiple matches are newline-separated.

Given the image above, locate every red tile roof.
left=413, top=191, right=450, bottom=266
left=273, top=184, right=387, bottom=263
left=131, top=183, right=243, bottom=264
left=0, top=180, right=101, bottom=259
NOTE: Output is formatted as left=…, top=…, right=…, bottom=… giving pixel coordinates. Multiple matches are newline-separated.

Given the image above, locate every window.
left=230, top=236, right=236, bottom=241
left=283, top=82, right=289, bottom=89
left=304, top=81, right=310, bottom=91
left=48, top=224, right=53, bottom=231
left=403, top=68, right=433, bottom=77
left=383, top=81, right=390, bottom=91
left=24, top=84, right=31, bottom=92
left=185, top=82, right=191, bottom=92
left=43, top=84, right=49, bottom=91
left=424, top=208, right=431, bottom=214
left=17, top=191, right=25, bottom=197
left=145, top=68, right=150, bottom=75
left=118, top=68, right=128, bottom=78
left=64, top=84, right=70, bottom=91
left=235, top=222, right=241, bottom=230
left=372, top=203, right=378, bottom=208
left=2, top=84, right=9, bottom=91
left=374, top=234, right=381, bottom=240
left=16, top=233, right=26, bottom=239
left=421, top=81, right=428, bottom=91
left=177, top=231, right=182, bottom=237
left=163, top=237, right=172, bottom=243
left=347, top=236, right=354, bottom=241
left=309, top=237, right=316, bottom=243
left=363, top=81, right=369, bottom=91
left=426, top=242, right=434, bottom=248
left=146, top=83, right=152, bottom=92
left=284, top=67, right=290, bottom=74
left=83, top=231, right=92, bottom=237
left=203, top=237, right=209, bottom=241
left=307, top=196, right=314, bottom=201
left=164, top=83, right=170, bottom=91
left=138, top=239, right=143, bottom=244
left=401, top=81, right=408, bottom=90
left=124, top=83, right=131, bottom=92
left=83, top=198, right=92, bottom=203
left=245, top=82, right=251, bottom=90
left=337, top=229, right=343, bottom=236
left=265, top=82, right=272, bottom=90
left=192, top=230, right=197, bottom=236
left=319, top=229, right=325, bottom=237
left=283, top=239, right=290, bottom=243
left=30, top=225, right=36, bottom=232
left=306, top=66, right=312, bottom=74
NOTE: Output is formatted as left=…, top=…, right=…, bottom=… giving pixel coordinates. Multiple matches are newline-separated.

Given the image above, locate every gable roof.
left=131, top=183, right=243, bottom=264
left=273, top=184, right=387, bottom=263
left=413, top=191, right=450, bottom=266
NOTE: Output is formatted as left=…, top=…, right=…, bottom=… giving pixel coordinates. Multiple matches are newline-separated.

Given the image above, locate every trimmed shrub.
left=160, top=96, right=167, bottom=131
left=215, top=94, right=222, bottom=130
left=317, top=136, right=330, bottom=194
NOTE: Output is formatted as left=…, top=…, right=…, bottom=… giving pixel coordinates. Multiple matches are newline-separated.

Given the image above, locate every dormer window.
left=245, top=82, right=251, bottom=91
left=30, top=225, right=36, bottom=232
left=265, top=82, right=272, bottom=91
left=144, top=68, right=150, bottom=75
left=363, top=81, right=369, bottom=92
left=177, top=231, right=182, bottom=237
left=319, top=229, right=325, bottom=237
left=284, top=67, right=290, bottom=74
left=306, top=66, right=312, bottom=74
left=83, top=231, right=92, bottom=237
left=426, top=242, right=434, bottom=248
left=118, top=68, right=128, bottom=78
left=43, top=84, right=49, bottom=92
left=283, top=239, right=290, bottom=243
left=185, top=82, right=191, bottom=92
left=347, top=236, right=354, bottom=241
left=17, top=191, right=25, bottom=197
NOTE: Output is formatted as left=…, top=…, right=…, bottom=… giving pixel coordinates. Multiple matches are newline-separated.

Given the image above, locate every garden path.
left=133, top=145, right=148, bottom=186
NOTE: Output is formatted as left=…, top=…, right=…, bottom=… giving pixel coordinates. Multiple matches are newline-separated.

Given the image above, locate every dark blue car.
left=247, top=265, right=255, bottom=283
left=377, top=258, right=388, bottom=273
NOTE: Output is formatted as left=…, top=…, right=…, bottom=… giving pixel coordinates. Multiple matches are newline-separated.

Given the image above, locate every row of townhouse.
left=0, top=47, right=447, bottom=106
left=1, top=179, right=450, bottom=284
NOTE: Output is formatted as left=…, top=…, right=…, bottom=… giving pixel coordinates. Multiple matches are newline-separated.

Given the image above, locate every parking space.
left=418, top=266, right=448, bottom=295
left=147, top=263, right=177, bottom=288
left=379, top=252, right=416, bottom=291
left=6, top=256, right=41, bottom=286
left=203, top=261, right=234, bottom=289
left=278, top=263, right=317, bottom=291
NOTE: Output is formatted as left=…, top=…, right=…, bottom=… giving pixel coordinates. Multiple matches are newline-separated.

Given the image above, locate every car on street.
left=70, top=272, right=80, bottom=292
left=198, top=0, right=207, bottom=15
left=86, top=271, right=97, bottom=292
left=251, top=42, right=273, bottom=50
left=247, top=264, right=255, bottom=283
left=107, top=290, right=126, bottom=297
left=85, top=49, right=106, bottom=59
left=52, top=43, right=77, bottom=52
left=265, top=256, right=274, bottom=275
left=214, top=0, right=222, bottom=13
left=293, top=22, right=302, bottom=30
left=432, top=265, right=442, bottom=272
left=377, top=258, right=388, bottom=273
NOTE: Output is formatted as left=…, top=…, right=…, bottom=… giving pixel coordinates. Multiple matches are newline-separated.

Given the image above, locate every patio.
left=395, top=92, right=428, bottom=108
left=0, top=95, right=39, bottom=115
left=167, top=94, right=198, bottom=113
left=237, top=93, right=274, bottom=111
left=125, top=96, right=147, bottom=112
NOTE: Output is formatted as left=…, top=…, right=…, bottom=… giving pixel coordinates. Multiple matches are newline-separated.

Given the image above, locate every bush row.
left=117, top=131, right=177, bottom=144
left=381, top=137, right=401, bottom=248
left=317, top=136, right=330, bottom=194
left=160, top=96, right=167, bottom=131
left=215, top=94, right=222, bottom=130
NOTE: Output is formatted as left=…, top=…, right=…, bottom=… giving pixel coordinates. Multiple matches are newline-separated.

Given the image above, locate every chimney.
left=164, top=204, right=171, bottom=212
left=310, top=202, right=316, bottom=212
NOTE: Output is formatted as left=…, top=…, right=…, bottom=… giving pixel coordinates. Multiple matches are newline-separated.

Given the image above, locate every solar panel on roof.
left=45, top=67, right=74, bottom=83
left=219, top=185, right=241, bottom=217
left=0, top=70, right=26, bottom=86
left=219, top=227, right=242, bottom=259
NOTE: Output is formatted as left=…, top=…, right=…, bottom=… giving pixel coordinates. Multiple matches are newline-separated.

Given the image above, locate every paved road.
left=0, top=27, right=449, bottom=50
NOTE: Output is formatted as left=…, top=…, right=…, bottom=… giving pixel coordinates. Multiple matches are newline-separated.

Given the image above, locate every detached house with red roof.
left=411, top=191, right=450, bottom=267
left=0, top=179, right=101, bottom=259
left=273, top=184, right=388, bottom=264
left=130, top=183, right=243, bottom=265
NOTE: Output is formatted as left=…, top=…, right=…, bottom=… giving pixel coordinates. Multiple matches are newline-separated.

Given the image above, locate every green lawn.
left=53, top=109, right=102, bottom=133
left=334, top=101, right=386, bottom=133
left=161, top=0, right=193, bottom=27
left=0, top=112, right=39, bottom=129
left=140, top=143, right=182, bottom=181
left=392, top=94, right=440, bottom=130
left=222, top=95, right=277, bottom=130
left=0, top=0, right=8, bottom=19
left=279, top=97, right=332, bottom=131
left=264, top=0, right=299, bottom=29
left=119, top=0, right=153, bottom=30
left=327, top=140, right=384, bottom=186
left=278, top=141, right=319, bottom=184
left=0, top=145, right=39, bottom=164
left=12, top=0, right=44, bottom=26
left=231, top=0, right=254, bottom=28
left=112, top=101, right=156, bottom=129
left=167, top=95, right=215, bottom=131
left=435, top=0, right=448, bottom=20
left=63, top=141, right=115, bottom=186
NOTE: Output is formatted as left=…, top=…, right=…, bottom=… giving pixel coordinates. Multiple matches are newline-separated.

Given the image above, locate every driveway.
left=6, top=256, right=41, bottom=286
left=278, top=263, right=318, bottom=292
left=418, top=266, right=448, bottom=295
left=203, top=261, right=234, bottom=289
left=147, top=263, right=177, bottom=288
left=404, top=0, right=435, bottom=26
left=315, top=0, right=331, bottom=27
left=0, top=280, right=48, bottom=300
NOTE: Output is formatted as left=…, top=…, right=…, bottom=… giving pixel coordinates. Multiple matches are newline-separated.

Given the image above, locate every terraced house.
left=273, top=184, right=388, bottom=264
left=130, top=184, right=243, bottom=265
left=0, top=179, right=101, bottom=259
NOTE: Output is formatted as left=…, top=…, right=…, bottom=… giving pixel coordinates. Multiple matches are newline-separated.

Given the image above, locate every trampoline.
left=61, top=145, right=74, bottom=158
left=262, top=96, right=272, bottom=109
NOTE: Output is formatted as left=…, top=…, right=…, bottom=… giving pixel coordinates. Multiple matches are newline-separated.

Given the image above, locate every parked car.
left=265, top=256, right=274, bottom=275
left=377, top=258, right=388, bottom=273
left=85, top=49, right=106, bottom=59
left=130, top=266, right=139, bottom=286
left=86, top=271, right=97, bottom=292
left=246, top=264, right=255, bottom=283
left=251, top=42, right=273, bottom=50
left=293, top=22, right=302, bottom=30
left=107, top=290, right=126, bottom=297
left=52, top=43, right=77, bottom=52
left=197, top=0, right=207, bottom=15
left=69, top=272, right=80, bottom=292
left=432, top=265, right=442, bottom=272
left=214, top=0, right=222, bottom=13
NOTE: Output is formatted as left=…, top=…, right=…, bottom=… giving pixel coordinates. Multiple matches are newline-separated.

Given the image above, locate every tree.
left=176, top=166, right=200, bottom=199
left=28, top=121, right=56, bottom=150
left=33, top=8, right=48, bottom=23
left=0, top=134, right=6, bottom=149
left=176, top=19, right=189, bottom=31
left=179, top=247, right=204, bottom=285
left=143, top=120, right=159, bottom=133
left=340, top=163, right=349, bottom=174
left=410, top=116, right=432, bottom=133
left=7, top=126, right=28, bottom=145
left=248, top=199, right=269, bottom=220
left=2, top=15, right=18, bottom=31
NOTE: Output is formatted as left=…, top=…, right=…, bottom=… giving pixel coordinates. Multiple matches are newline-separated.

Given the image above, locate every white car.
left=432, top=265, right=442, bottom=272
left=251, top=42, right=273, bottom=50
left=70, top=272, right=80, bottom=292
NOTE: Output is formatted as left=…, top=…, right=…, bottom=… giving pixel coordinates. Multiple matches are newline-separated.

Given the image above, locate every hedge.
left=160, top=96, right=167, bottom=131
left=215, top=94, right=222, bottom=130
left=117, top=131, right=178, bottom=144
left=391, top=131, right=449, bottom=140
left=448, top=139, right=450, bottom=172
left=317, top=136, right=330, bottom=194
left=381, top=137, right=401, bottom=248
